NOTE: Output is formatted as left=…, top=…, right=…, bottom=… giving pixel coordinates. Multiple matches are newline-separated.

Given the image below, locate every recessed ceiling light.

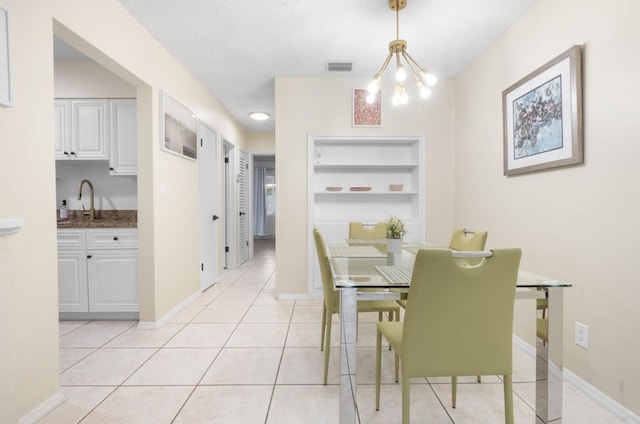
left=249, top=112, right=270, bottom=121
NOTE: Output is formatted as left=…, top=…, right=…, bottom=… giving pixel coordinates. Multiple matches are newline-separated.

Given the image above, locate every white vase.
left=387, top=238, right=403, bottom=254
left=387, top=238, right=403, bottom=265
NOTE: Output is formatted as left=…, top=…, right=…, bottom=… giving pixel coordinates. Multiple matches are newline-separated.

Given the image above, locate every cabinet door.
left=109, top=99, right=137, bottom=175
left=87, top=250, right=138, bottom=312
left=54, top=100, right=71, bottom=159
left=58, top=251, right=89, bottom=312
left=71, top=99, right=108, bottom=159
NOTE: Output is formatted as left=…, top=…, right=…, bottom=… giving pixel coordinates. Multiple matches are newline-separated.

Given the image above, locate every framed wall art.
left=502, top=45, right=583, bottom=176
left=0, top=4, right=13, bottom=108
left=160, top=90, right=198, bottom=160
left=353, top=88, right=381, bottom=127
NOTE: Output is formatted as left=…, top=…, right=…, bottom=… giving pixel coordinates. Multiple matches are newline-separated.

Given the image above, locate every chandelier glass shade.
left=367, top=0, right=437, bottom=105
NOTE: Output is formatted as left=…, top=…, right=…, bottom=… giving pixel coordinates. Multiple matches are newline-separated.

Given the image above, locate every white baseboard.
left=137, top=289, right=202, bottom=330
left=277, top=293, right=313, bottom=300
left=19, top=391, right=65, bottom=424
left=563, top=369, right=640, bottom=424
left=513, top=335, right=640, bottom=423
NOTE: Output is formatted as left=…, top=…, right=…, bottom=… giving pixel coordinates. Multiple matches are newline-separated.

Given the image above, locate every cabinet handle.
left=109, top=167, right=114, bottom=171
left=87, top=255, right=92, bottom=259
left=63, top=151, right=69, bottom=156
left=113, top=236, right=119, bottom=241
left=70, top=151, right=76, bottom=156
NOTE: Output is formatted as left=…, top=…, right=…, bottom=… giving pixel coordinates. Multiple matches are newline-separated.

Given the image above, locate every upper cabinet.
left=108, top=99, right=137, bottom=175
left=55, top=99, right=108, bottom=160
left=55, top=98, right=137, bottom=175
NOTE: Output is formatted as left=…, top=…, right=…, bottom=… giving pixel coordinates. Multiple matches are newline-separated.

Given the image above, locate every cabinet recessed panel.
left=58, top=251, right=89, bottom=312
left=88, top=251, right=139, bottom=312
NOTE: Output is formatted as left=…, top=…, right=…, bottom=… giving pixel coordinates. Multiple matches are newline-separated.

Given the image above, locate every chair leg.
left=320, top=304, right=327, bottom=351
left=323, top=310, right=332, bottom=385
left=402, top=376, right=410, bottom=424
left=375, top=328, right=382, bottom=410
left=388, top=311, right=393, bottom=350
left=451, top=376, right=457, bottom=408
left=394, top=353, right=399, bottom=383
left=503, top=374, right=514, bottom=424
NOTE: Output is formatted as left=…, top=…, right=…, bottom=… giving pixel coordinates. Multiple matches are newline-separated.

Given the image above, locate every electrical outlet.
left=575, top=322, right=589, bottom=349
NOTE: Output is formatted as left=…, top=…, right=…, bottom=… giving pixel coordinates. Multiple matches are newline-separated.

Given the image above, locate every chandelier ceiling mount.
left=367, top=0, right=437, bottom=106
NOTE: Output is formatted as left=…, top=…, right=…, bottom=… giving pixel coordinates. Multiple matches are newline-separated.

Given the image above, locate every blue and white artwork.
left=512, top=75, right=563, bottom=159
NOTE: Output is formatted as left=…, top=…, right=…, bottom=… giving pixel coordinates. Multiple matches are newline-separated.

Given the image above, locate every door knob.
left=213, top=215, right=220, bottom=221
left=239, top=211, right=246, bottom=216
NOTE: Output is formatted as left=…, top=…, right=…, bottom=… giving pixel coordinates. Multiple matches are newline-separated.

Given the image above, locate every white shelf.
left=314, top=191, right=418, bottom=195
left=0, top=217, right=26, bottom=236
left=314, top=164, right=418, bottom=170
left=308, top=135, right=425, bottom=296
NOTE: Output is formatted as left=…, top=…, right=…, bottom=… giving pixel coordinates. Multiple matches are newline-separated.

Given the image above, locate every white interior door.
left=198, top=122, right=218, bottom=290
left=223, top=140, right=237, bottom=269
left=238, top=149, right=250, bottom=264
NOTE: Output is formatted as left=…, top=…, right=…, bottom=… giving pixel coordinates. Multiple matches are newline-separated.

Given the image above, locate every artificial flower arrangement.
left=386, top=215, right=406, bottom=239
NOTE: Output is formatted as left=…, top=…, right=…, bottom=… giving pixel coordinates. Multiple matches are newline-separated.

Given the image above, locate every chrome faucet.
left=77, top=179, right=97, bottom=220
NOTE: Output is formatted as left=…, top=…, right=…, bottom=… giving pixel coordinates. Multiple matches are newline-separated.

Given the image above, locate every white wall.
left=54, top=60, right=136, bottom=98
left=454, top=0, right=640, bottom=414
left=56, top=162, right=137, bottom=211
left=0, top=0, right=247, bottom=421
left=275, top=77, right=456, bottom=295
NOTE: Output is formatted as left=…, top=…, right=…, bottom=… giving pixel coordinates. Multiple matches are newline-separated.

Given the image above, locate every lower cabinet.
left=58, top=228, right=138, bottom=314
left=87, top=250, right=138, bottom=312
left=58, top=250, right=89, bottom=312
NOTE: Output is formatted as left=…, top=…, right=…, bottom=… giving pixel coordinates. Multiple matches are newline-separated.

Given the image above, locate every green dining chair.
left=313, top=228, right=400, bottom=385
left=348, top=221, right=388, bottom=252
left=375, top=248, right=521, bottom=424
left=448, top=227, right=488, bottom=252
left=396, top=227, right=488, bottom=309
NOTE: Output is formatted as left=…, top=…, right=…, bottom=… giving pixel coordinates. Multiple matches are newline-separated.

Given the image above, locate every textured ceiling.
left=96, top=1, right=535, bottom=132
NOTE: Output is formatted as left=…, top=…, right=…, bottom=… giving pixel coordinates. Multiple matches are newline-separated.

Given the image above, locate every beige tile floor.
left=40, top=239, right=626, bottom=423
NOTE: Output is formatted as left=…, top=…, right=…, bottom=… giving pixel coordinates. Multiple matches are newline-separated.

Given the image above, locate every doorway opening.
left=252, top=154, right=276, bottom=241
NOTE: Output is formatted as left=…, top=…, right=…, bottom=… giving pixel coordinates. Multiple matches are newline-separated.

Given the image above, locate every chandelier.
left=367, top=0, right=437, bottom=105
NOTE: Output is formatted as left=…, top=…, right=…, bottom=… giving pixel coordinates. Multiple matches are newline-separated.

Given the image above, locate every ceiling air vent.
left=326, top=61, right=353, bottom=73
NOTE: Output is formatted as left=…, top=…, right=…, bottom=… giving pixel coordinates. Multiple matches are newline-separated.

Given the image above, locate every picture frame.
left=0, top=4, right=13, bottom=108
left=353, top=88, right=381, bottom=127
left=160, top=90, right=198, bottom=160
left=502, top=45, right=583, bottom=176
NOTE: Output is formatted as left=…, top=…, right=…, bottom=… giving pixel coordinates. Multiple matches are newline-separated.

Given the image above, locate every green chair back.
left=448, top=227, right=488, bottom=251
left=402, top=248, right=521, bottom=378
left=449, top=227, right=488, bottom=250
left=313, top=228, right=340, bottom=314
left=349, top=222, right=388, bottom=252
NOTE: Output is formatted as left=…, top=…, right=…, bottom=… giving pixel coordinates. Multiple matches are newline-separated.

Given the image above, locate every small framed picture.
left=0, top=4, right=13, bottom=108
left=502, top=45, right=583, bottom=176
left=160, top=90, right=198, bottom=160
left=353, top=88, right=381, bottom=127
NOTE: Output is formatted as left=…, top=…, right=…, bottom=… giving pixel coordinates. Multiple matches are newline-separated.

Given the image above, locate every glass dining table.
left=327, top=241, right=572, bottom=424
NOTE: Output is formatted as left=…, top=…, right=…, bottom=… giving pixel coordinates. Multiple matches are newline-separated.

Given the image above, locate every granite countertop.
left=57, top=210, right=137, bottom=228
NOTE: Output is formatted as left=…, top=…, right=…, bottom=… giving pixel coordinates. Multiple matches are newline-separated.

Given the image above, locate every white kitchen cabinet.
left=58, top=250, right=89, bottom=313
left=108, top=99, right=137, bottom=175
left=307, top=135, right=425, bottom=293
left=57, top=229, right=88, bottom=313
left=57, top=228, right=138, bottom=315
left=72, top=99, right=108, bottom=159
left=54, top=100, right=71, bottom=159
left=55, top=99, right=108, bottom=160
left=87, top=250, right=138, bottom=312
